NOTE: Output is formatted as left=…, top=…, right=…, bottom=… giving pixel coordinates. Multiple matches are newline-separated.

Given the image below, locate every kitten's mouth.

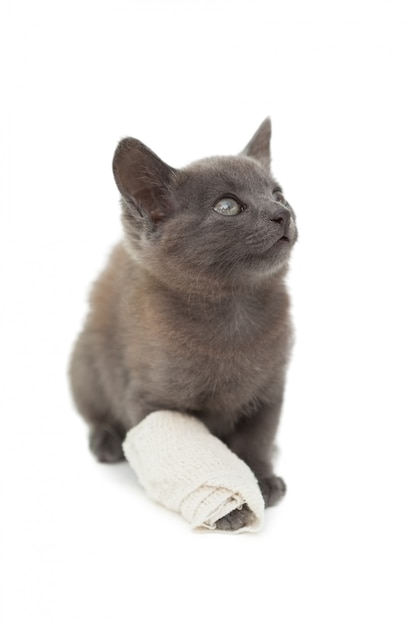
left=264, top=234, right=291, bottom=254
left=256, top=233, right=292, bottom=257
left=273, top=235, right=290, bottom=247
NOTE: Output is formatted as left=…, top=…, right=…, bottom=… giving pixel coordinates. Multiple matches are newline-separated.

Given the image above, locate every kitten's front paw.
left=258, top=475, right=286, bottom=507
left=215, top=504, right=254, bottom=531
left=89, top=426, right=125, bottom=463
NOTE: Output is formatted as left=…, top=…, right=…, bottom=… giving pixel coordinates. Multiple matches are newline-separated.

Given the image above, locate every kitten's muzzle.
left=270, top=207, right=291, bottom=241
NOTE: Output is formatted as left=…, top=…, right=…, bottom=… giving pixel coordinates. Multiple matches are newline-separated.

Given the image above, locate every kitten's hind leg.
left=89, top=422, right=125, bottom=463
left=69, top=337, right=126, bottom=463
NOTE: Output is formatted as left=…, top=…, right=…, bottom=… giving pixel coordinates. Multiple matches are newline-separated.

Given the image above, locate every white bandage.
left=123, top=411, right=265, bottom=532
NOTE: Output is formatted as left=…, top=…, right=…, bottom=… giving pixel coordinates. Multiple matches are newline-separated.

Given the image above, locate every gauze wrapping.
left=123, top=411, right=265, bottom=532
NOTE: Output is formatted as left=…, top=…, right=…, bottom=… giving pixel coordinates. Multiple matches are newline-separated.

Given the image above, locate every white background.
left=1, top=0, right=416, bottom=624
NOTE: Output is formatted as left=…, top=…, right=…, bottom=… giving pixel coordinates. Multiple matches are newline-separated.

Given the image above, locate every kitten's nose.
left=271, top=208, right=291, bottom=232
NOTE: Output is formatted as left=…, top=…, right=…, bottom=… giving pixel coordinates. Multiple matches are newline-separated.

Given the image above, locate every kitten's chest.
left=157, top=336, right=258, bottom=421
left=152, top=301, right=287, bottom=408
left=126, top=281, right=290, bottom=429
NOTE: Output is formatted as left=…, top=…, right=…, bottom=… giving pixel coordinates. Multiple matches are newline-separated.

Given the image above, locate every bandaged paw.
left=123, top=411, right=265, bottom=532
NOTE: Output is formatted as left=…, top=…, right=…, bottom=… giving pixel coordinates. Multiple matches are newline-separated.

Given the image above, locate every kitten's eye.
left=272, top=189, right=287, bottom=206
left=213, top=197, right=243, bottom=216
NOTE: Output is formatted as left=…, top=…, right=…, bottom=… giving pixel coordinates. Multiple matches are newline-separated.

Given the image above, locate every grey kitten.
left=69, top=119, right=297, bottom=529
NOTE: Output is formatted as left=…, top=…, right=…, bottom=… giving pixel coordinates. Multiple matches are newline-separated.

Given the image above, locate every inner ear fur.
left=112, top=137, right=176, bottom=220
left=241, top=117, right=271, bottom=171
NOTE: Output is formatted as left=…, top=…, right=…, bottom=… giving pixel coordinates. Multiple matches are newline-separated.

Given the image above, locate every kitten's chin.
left=246, top=237, right=293, bottom=276
left=261, top=235, right=292, bottom=259
left=268, top=236, right=291, bottom=251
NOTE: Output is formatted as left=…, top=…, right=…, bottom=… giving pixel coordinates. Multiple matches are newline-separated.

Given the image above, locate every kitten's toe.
left=215, top=504, right=254, bottom=531
left=89, top=426, right=125, bottom=463
left=258, top=475, right=286, bottom=507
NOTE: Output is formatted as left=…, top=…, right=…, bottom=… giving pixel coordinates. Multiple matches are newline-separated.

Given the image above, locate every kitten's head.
left=113, top=119, right=297, bottom=290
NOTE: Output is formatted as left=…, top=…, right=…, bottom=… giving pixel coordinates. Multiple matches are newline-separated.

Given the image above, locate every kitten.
left=69, top=119, right=297, bottom=528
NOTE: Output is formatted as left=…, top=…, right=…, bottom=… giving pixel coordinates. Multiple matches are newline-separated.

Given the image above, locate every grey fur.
left=69, top=119, right=297, bottom=527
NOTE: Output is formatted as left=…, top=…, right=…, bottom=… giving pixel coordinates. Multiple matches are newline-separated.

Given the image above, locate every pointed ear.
left=112, top=138, right=176, bottom=222
left=240, top=117, right=271, bottom=170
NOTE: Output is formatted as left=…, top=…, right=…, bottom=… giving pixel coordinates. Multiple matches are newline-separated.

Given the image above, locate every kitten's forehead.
left=177, top=155, right=276, bottom=196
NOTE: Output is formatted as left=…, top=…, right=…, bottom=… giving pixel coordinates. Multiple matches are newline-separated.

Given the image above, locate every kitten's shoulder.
left=88, top=242, right=132, bottom=318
